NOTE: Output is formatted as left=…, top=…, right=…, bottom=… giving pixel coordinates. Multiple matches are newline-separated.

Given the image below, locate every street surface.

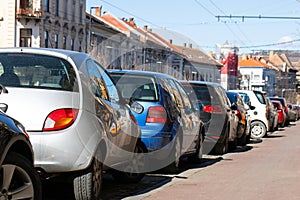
left=44, top=120, right=300, bottom=200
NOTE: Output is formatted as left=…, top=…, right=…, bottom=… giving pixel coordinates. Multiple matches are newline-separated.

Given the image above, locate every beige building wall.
left=0, top=0, right=16, bottom=47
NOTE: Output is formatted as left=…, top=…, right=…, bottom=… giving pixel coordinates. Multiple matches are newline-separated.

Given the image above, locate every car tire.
left=112, top=141, right=147, bottom=183
left=238, top=133, right=247, bottom=146
left=1, top=152, right=42, bottom=200
left=250, top=121, right=266, bottom=139
left=165, top=135, right=182, bottom=173
left=189, top=132, right=204, bottom=163
left=74, top=153, right=103, bottom=200
left=213, top=127, right=229, bottom=155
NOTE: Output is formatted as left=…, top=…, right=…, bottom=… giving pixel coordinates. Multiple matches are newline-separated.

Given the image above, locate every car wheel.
left=1, top=152, right=42, bottom=200
left=189, top=132, right=204, bottom=163
left=213, top=127, right=229, bottom=155
left=112, top=141, right=147, bottom=183
left=237, top=133, right=247, bottom=146
left=250, top=121, right=266, bottom=139
left=73, top=153, right=103, bottom=200
left=165, top=135, right=182, bottom=173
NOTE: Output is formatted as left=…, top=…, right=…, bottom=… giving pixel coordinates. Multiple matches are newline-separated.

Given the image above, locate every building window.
left=54, top=34, right=59, bottom=48
left=55, top=0, right=59, bottom=16
left=64, top=0, right=68, bottom=19
left=44, top=0, right=49, bottom=12
left=63, top=36, right=67, bottom=49
left=71, top=39, right=74, bottom=50
left=72, top=2, right=76, bottom=22
left=79, top=5, right=83, bottom=23
left=254, top=75, right=260, bottom=80
left=20, top=0, right=33, bottom=10
left=78, top=41, right=82, bottom=52
left=44, top=31, right=49, bottom=48
left=20, top=29, right=32, bottom=47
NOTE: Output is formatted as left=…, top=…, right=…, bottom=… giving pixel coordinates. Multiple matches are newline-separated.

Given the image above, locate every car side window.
left=86, top=60, right=109, bottom=101
left=167, top=79, right=184, bottom=108
left=254, top=91, right=266, bottom=104
left=94, top=63, right=120, bottom=103
left=174, top=81, right=192, bottom=109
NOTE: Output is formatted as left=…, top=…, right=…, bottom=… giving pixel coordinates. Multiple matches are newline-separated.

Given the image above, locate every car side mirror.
left=230, top=102, right=238, bottom=110
left=0, top=103, right=8, bottom=113
left=250, top=105, right=256, bottom=110
left=0, top=84, right=8, bottom=94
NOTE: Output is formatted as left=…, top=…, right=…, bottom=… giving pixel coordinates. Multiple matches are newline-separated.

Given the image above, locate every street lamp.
left=88, top=7, right=98, bottom=53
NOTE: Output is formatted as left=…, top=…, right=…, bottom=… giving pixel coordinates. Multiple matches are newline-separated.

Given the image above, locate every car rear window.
left=110, top=73, right=158, bottom=102
left=183, top=83, right=221, bottom=106
left=0, top=53, right=78, bottom=91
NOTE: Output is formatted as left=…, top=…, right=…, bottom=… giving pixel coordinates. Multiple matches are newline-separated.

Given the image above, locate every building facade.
left=0, top=0, right=86, bottom=52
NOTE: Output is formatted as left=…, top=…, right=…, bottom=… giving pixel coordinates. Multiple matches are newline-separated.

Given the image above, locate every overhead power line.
left=216, top=15, right=300, bottom=22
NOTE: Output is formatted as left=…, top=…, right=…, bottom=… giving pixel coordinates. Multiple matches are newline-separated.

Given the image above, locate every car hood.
left=0, top=87, right=80, bottom=131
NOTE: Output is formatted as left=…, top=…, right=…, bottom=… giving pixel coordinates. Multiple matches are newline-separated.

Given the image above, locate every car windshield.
left=0, top=53, right=78, bottom=91
left=110, top=73, right=158, bottom=102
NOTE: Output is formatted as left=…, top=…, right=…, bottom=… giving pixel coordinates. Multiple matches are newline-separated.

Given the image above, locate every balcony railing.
left=16, top=8, right=43, bottom=19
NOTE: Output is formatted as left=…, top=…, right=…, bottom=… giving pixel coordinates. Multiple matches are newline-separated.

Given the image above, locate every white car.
left=0, top=47, right=145, bottom=200
left=230, top=90, right=270, bottom=139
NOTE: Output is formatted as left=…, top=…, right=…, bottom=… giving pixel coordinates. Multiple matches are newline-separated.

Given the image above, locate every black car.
left=0, top=87, right=42, bottom=200
left=181, top=81, right=238, bottom=155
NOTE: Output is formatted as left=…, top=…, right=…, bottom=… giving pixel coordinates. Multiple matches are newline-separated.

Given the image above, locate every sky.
left=86, top=0, right=300, bottom=54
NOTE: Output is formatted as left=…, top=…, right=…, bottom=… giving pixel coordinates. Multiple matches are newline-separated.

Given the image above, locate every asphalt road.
left=43, top=120, right=300, bottom=200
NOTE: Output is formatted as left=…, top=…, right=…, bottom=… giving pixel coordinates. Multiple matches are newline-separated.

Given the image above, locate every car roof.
left=108, top=69, right=176, bottom=79
left=180, top=80, right=223, bottom=87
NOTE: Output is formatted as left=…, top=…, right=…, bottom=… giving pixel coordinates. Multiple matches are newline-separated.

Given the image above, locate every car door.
left=96, top=63, right=139, bottom=153
left=167, top=79, right=199, bottom=153
left=86, top=60, right=137, bottom=163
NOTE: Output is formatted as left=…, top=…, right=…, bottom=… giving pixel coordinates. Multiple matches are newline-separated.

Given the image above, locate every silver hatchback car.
left=0, top=48, right=145, bottom=199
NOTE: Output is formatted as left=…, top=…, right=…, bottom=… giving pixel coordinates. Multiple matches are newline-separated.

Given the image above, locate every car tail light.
left=43, top=108, right=79, bottom=131
left=130, top=113, right=138, bottom=125
left=203, top=105, right=222, bottom=113
left=236, top=110, right=242, bottom=119
left=146, top=106, right=169, bottom=124
left=284, top=107, right=289, bottom=114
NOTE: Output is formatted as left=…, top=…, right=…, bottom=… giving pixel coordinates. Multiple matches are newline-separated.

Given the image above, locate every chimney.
left=143, top=25, right=148, bottom=31
left=129, top=17, right=136, bottom=27
left=189, top=43, right=192, bottom=48
left=95, top=6, right=102, bottom=17
left=169, top=39, right=173, bottom=44
left=269, top=50, right=274, bottom=60
left=183, top=43, right=186, bottom=48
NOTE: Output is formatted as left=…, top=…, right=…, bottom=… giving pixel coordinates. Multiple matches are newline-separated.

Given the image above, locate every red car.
left=271, top=100, right=286, bottom=127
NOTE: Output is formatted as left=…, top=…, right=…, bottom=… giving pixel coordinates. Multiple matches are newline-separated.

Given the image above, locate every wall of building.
left=0, top=1, right=16, bottom=47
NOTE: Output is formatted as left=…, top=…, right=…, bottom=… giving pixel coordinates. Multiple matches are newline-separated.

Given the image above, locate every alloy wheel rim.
left=0, top=164, right=34, bottom=199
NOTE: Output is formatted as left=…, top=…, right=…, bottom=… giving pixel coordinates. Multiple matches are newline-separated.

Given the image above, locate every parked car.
left=181, top=81, right=237, bottom=155
left=292, top=104, right=300, bottom=120
left=271, top=100, right=286, bottom=128
left=109, top=70, right=205, bottom=171
left=287, top=103, right=298, bottom=122
left=226, top=91, right=251, bottom=145
left=268, top=97, right=290, bottom=126
left=0, top=48, right=145, bottom=200
left=0, top=85, right=42, bottom=200
left=231, top=90, right=270, bottom=139
left=266, top=97, right=279, bottom=132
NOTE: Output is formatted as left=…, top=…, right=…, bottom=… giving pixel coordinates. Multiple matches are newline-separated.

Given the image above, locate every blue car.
left=109, top=70, right=205, bottom=171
